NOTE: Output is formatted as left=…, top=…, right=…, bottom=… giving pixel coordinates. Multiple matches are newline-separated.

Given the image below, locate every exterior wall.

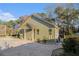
left=26, top=31, right=32, bottom=40
left=0, top=25, right=6, bottom=36
left=25, top=17, right=59, bottom=41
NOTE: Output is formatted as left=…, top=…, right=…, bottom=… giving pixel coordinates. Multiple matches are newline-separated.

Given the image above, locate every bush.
left=42, top=39, right=47, bottom=44
left=62, top=38, right=77, bottom=54
left=37, top=39, right=40, bottom=43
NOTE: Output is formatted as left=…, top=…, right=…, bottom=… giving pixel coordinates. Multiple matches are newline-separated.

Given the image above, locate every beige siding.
left=26, top=31, right=32, bottom=40
left=19, top=16, right=59, bottom=41
left=25, top=17, right=59, bottom=41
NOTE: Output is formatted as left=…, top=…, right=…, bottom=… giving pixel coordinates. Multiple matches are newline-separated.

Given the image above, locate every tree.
left=0, top=19, right=6, bottom=24
left=15, top=19, right=20, bottom=24
left=6, top=20, right=15, bottom=28
left=55, top=4, right=79, bottom=35
left=44, top=4, right=54, bottom=19
left=5, top=19, right=20, bottom=29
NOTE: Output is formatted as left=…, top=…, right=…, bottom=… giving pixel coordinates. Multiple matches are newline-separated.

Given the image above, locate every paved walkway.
left=0, top=36, right=62, bottom=56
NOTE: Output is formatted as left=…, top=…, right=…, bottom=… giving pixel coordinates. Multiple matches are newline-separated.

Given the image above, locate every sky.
left=0, top=3, right=49, bottom=21
left=0, top=3, right=79, bottom=21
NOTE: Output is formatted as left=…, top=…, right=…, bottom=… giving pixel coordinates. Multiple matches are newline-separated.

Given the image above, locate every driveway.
left=0, top=36, right=62, bottom=56
left=0, top=43, right=62, bottom=56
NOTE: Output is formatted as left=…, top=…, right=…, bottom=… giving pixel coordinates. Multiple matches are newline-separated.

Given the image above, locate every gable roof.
left=31, top=14, right=55, bottom=28
left=17, top=13, right=58, bottom=32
